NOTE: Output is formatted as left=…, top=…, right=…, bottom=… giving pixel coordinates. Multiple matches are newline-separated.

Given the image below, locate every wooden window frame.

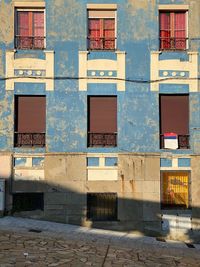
left=15, top=8, right=46, bottom=49
left=159, top=10, right=188, bottom=51
left=87, top=9, right=117, bottom=50
left=161, top=171, right=191, bottom=210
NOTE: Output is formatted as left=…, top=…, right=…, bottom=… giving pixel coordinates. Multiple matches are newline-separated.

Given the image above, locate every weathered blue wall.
left=0, top=0, right=199, bottom=155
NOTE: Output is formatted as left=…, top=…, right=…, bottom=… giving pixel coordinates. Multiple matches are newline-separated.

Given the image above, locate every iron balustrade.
left=88, top=132, right=117, bottom=147
left=87, top=37, right=116, bottom=50
left=160, top=37, right=188, bottom=50
left=14, top=132, right=45, bottom=147
left=15, top=36, right=45, bottom=49
left=160, top=134, right=190, bottom=149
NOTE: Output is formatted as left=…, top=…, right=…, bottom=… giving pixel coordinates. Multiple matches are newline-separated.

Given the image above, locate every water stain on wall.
left=48, top=0, right=85, bottom=41
left=0, top=1, right=13, bottom=45
left=120, top=0, right=157, bottom=42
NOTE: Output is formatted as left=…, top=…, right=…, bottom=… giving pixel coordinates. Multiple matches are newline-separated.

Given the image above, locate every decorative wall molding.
left=6, top=50, right=54, bottom=91
left=79, top=51, right=126, bottom=91
left=87, top=153, right=118, bottom=181
left=150, top=51, right=198, bottom=92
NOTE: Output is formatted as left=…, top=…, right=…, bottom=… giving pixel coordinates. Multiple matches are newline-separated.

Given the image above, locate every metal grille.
left=160, top=37, right=187, bottom=50
left=14, top=133, right=45, bottom=147
left=160, top=134, right=189, bottom=149
left=87, top=193, right=117, bottom=221
left=88, top=133, right=117, bottom=147
left=88, top=37, right=116, bottom=50
left=13, top=193, right=44, bottom=212
left=161, top=171, right=189, bottom=209
left=15, top=36, right=45, bottom=49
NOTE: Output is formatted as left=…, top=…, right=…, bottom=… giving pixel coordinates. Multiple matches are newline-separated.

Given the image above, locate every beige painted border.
left=160, top=156, right=191, bottom=171
left=158, top=5, right=189, bottom=10
left=160, top=167, right=191, bottom=171
left=79, top=51, right=125, bottom=91
left=87, top=4, right=117, bottom=9
left=150, top=51, right=199, bottom=92
left=14, top=1, right=45, bottom=7
left=87, top=153, right=118, bottom=158
left=6, top=50, right=54, bottom=91
left=87, top=153, right=118, bottom=181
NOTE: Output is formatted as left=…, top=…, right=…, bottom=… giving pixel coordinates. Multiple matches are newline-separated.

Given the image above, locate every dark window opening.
left=159, top=94, right=189, bottom=149
left=15, top=9, right=45, bottom=49
left=13, top=193, right=44, bottom=212
left=159, top=11, right=187, bottom=50
left=88, top=96, right=117, bottom=147
left=87, top=193, right=117, bottom=221
left=161, top=171, right=190, bottom=209
left=14, top=95, right=46, bottom=147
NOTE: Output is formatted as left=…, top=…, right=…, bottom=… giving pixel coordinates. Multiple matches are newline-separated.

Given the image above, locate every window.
left=14, top=96, right=46, bottom=147
left=13, top=193, right=44, bottom=212
left=159, top=11, right=187, bottom=50
left=88, top=96, right=117, bottom=147
left=87, top=193, right=117, bottom=221
left=88, top=9, right=116, bottom=50
left=161, top=171, right=190, bottom=209
left=160, top=95, right=189, bottom=149
left=15, top=9, right=45, bottom=49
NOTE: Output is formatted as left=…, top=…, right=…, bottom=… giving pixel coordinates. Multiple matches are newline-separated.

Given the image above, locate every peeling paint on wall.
left=0, top=0, right=13, bottom=45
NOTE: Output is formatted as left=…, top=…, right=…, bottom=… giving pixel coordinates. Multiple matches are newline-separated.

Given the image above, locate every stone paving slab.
left=0, top=217, right=200, bottom=266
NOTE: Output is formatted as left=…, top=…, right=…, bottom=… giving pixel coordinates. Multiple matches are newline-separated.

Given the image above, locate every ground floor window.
left=13, top=193, right=44, bottom=212
left=161, top=171, right=190, bottom=209
left=87, top=193, right=117, bottom=221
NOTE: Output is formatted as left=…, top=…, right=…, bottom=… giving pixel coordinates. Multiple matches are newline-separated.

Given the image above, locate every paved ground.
left=0, top=217, right=200, bottom=266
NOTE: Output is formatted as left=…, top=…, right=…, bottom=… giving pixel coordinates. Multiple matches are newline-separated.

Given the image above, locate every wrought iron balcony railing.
left=160, top=134, right=190, bottom=149
left=15, top=36, right=45, bottom=49
left=88, top=132, right=117, bottom=147
left=87, top=37, right=116, bottom=50
left=14, top=132, right=45, bottom=147
left=160, top=37, right=187, bottom=50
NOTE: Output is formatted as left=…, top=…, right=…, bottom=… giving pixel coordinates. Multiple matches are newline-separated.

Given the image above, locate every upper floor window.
left=15, top=9, right=45, bottom=49
left=159, top=11, right=187, bottom=50
left=87, top=9, right=116, bottom=50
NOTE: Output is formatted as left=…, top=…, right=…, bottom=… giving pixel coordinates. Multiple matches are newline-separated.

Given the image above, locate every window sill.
left=159, top=49, right=188, bottom=53
left=87, top=49, right=117, bottom=52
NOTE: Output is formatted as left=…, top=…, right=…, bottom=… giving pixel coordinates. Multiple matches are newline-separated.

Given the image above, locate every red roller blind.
left=16, top=96, right=46, bottom=133
left=160, top=95, right=189, bottom=135
left=89, top=96, right=117, bottom=133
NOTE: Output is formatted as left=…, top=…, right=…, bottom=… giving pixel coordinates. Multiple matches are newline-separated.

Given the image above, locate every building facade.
left=0, top=0, right=200, bottom=240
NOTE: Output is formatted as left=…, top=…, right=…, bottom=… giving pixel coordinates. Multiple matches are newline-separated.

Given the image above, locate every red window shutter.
left=104, top=19, right=115, bottom=49
left=160, top=95, right=189, bottom=135
left=160, top=12, right=170, bottom=49
left=174, top=12, right=186, bottom=49
left=33, top=12, right=44, bottom=48
left=89, top=97, right=117, bottom=133
left=16, top=96, right=46, bottom=133
left=89, top=19, right=101, bottom=49
left=17, top=11, right=29, bottom=36
left=33, top=12, right=44, bottom=36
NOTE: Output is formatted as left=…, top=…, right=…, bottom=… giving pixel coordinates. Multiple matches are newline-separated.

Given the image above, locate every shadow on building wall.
left=2, top=177, right=200, bottom=243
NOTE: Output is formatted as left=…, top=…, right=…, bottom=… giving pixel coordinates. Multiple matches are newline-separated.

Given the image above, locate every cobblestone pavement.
left=0, top=217, right=200, bottom=266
